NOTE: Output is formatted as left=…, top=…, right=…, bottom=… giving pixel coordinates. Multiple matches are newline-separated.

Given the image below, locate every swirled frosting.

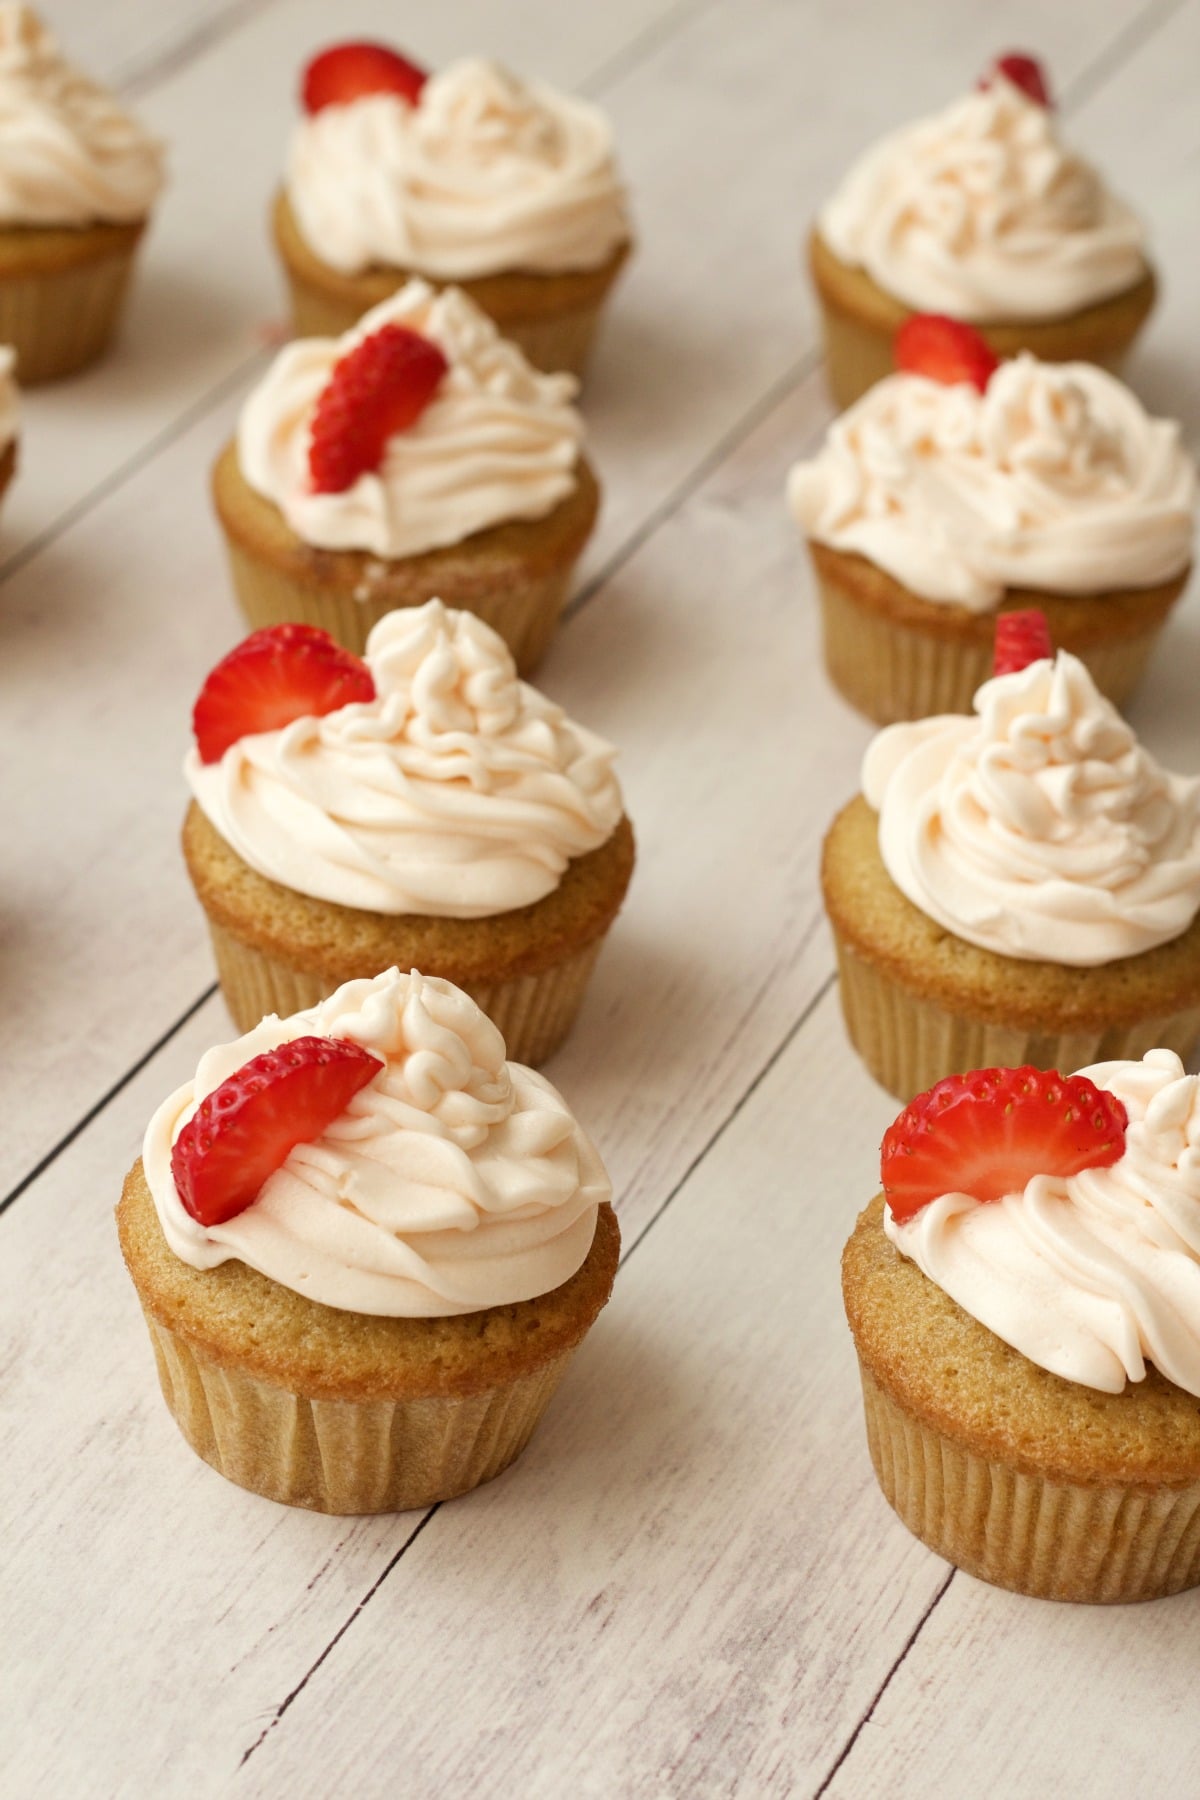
left=818, top=76, right=1146, bottom=320
left=144, top=968, right=609, bottom=1316
left=238, top=280, right=583, bottom=560
left=286, top=56, right=629, bottom=279
left=863, top=652, right=1200, bottom=966
left=0, top=6, right=164, bottom=226
left=188, top=600, right=623, bottom=918
left=789, top=357, right=1195, bottom=609
left=886, top=1050, right=1200, bottom=1395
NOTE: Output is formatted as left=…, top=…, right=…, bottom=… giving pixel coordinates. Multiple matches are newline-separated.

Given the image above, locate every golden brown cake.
left=843, top=1194, right=1200, bottom=1602
left=824, top=794, right=1200, bottom=1100
left=117, top=967, right=621, bottom=1513
left=184, top=801, right=636, bottom=1066
left=212, top=437, right=600, bottom=675
left=275, top=190, right=630, bottom=380
left=810, top=539, right=1187, bottom=725
left=0, top=218, right=149, bottom=382
left=810, top=228, right=1156, bottom=411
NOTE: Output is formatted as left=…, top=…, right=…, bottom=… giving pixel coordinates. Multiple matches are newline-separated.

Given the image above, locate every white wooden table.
left=5, top=2, right=1200, bottom=1793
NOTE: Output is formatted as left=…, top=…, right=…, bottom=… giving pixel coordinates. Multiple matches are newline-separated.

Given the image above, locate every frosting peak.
left=143, top=969, right=609, bottom=1316
left=238, top=281, right=584, bottom=560
left=886, top=1050, right=1200, bottom=1394
left=286, top=56, right=629, bottom=280
left=0, top=5, right=164, bottom=227
left=187, top=600, right=624, bottom=918
left=863, top=652, right=1200, bottom=965
left=819, top=76, right=1146, bottom=320
left=788, top=357, right=1196, bottom=608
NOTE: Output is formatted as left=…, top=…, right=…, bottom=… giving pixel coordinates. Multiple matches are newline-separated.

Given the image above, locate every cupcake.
left=810, top=54, right=1155, bottom=409
left=274, top=42, right=631, bottom=378
left=117, top=966, right=621, bottom=1514
left=788, top=325, right=1195, bottom=723
left=0, top=343, right=19, bottom=502
left=182, top=602, right=634, bottom=1066
left=213, top=279, right=597, bottom=673
left=823, top=625, right=1200, bottom=1100
left=844, top=1054, right=1200, bottom=1602
left=0, top=6, right=165, bottom=382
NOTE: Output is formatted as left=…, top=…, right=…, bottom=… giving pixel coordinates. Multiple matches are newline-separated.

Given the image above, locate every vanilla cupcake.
left=0, top=5, right=165, bottom=382
left=810, top=56, right=1155, bottom=408
left=844, top=1053, right=1200, bottom=1602
left=117, top=967, right=621, bottom=1514
left=183, top=603, right=634, bottom=1065
left=823, top=648, right=1200, bottom=1100
left=275, top=45, right=631, bottom=377
left=789, top=345, right=1195, bottom=722
left=213, top=280, right=597, bottom=673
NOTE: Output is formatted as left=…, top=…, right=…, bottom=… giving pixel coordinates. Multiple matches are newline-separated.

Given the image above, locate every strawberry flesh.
left=979, top=52, right=1053, bottom=109
left=994, top=608, right=1054, bottom=677
left=193, top=624, right=376, bottom=763
left=302, top=41, right=427, bottom=114
left=308, top=323, right=449, bottom=495
left=881, top=1065, right=1128, bottom=1224
left=171, top=1035, right=383, bottom=1226
left=894, top=314, right=999, bottom=393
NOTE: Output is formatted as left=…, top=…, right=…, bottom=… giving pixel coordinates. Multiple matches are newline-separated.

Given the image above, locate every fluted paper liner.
left=222, top=538, right=570, bottom=676
left=0, top=246, right=139, bottom=384
left=857, top=1360, right=1200, bottom=1602
left=814, top=562, right=1160, bottom=724
left=207, top=919, right=605, bottom=1068
left=142, top=1308, right=577, bottom=1513
left=833, top=929, right=1200, bottom=1102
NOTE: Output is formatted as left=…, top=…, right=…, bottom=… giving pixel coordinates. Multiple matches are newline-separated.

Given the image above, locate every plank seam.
left=0, top=982, right=218, bottom=1219
left=578, top=0, right=729, bottom=97
left=1057, top=0, right=1191, bottom=108
left=238, top=1507, right=440, bottom=1769
left=112, top=0, right=286, bottom=99
left=810, top=1568, right=956, bottom=1798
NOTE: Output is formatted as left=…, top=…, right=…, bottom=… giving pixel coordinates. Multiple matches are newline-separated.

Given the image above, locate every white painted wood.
left=4, top=0, right=1200, bottom=1794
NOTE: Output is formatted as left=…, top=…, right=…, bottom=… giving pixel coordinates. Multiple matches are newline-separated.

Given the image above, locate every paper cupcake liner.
left=0, top=248, right=138, bottom=384
left=142, top=1308, right=576, bottom=1513
left=814, top=564, right=1162, bottom=724
left=857, top=1360, right=1200, bottom=1602
left=222, top=537, right=569, bottom=676
left=833, top=931, right=1200, bottom=1101
left=207, top=919, right=605, bottom=1067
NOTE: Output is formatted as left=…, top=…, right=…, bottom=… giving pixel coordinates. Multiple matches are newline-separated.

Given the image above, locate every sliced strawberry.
left=308, top=323, right=448, bottom=495
left=171, top=1035, right=383, bottom=1226
left=302, top=41, right=427, bottom=114
left=193, top=624, right=375, bottom=763
left=979, top=52, right=1054, bottom=109
left=881, top=1066, right=1127, bottom=1224
left=894, top=314, right=999, bottom=393
left=994, top=608, right=1054, bottom=677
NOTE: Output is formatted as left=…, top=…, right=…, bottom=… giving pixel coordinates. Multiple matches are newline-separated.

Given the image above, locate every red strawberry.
left=171, top=1035, right=383, bottom=1226
left=894, top=314, right=999, bottom=393
left=881, top=1066, right=1127, bottom=1224
left=193, top=624, right=375, bottom=763
left=993, top=608, right=1054, bottom=677
left=302, top=41, right=427, bottom=114
left=979, top=52, right=1054, bottom=109
left=308, top=324, right=448, bottom=495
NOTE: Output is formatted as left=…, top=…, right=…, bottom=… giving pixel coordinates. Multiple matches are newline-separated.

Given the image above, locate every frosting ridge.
left=143, top=967, right=609, bottom=1316
left=818, top=77, right=1146, bottom=320
left=788, top=357, right=1196, bottom=609
left=188, top=599, right=624, bottom=918
left=0, top=6, right=164, bottom=226
left=286, top=56, right=629, bottom=279
left=238, top=280, right=584, bottom=559
left=885, top=1050, right=1200, bottom=1395
left=863, top=651, right=1200, bottom=965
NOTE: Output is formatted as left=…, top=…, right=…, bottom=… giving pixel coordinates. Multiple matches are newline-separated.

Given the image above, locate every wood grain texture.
left=4, top=0, right=1200, bottom=1794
